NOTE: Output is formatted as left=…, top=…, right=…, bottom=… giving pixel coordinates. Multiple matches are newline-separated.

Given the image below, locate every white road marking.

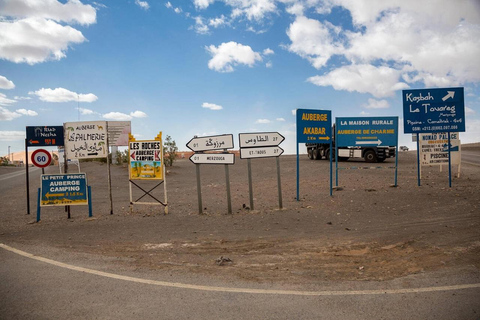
left=0, top=167, right=39, bottom=181
left=1, top=243, right=479, bottom=296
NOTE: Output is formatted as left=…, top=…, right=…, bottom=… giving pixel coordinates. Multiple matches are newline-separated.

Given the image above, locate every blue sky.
left=1, top=0, right=479, bottom=156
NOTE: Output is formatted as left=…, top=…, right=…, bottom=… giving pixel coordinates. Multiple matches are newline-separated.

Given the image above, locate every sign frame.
left=239, top=132, right=285, bottom=148
left=186, top=134, right=234, bottom=152
left=40, top=173, right=88, bottom=207
left=26, top=126, right=65, bottom=147
left=64, top=121, right=108, bottom=160
left=189, top=152, right=235, bottom=165
left=335, top=116, right=398, bottom=147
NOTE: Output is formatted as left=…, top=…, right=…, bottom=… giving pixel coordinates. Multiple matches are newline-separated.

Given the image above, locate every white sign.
left=107, top=121, right=131, bottom=146
left=419, top=132, right=460, bottom=166
left=239, top=132, right=285, bottom=148
left=240, top=146, right=284, bottom=159
left=65, top=121, right=108, bottom=159
left=189, top=153, right=235, bottom=165
left=187, top=134, right=234, bottom=152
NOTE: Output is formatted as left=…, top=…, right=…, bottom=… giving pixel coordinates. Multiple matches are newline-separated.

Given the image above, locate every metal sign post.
left=295, top=109, right=332, bottom=200
left=239, top=132, right=285, bottom=210
left=187, top=134, right=235, bottom=214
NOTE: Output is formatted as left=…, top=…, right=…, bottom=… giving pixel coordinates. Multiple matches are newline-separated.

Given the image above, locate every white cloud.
left=209, top=15, right=226, bottom=28
left=291, top=109, right=296, bottom=116
left=174, top=7, right=182, bottom=14
left=135, top=0, right=150, bottom=10
left=0, top=0, right=97, bottom=25
left=102, top=110, right=148, bottom=121
left=130, top=110, right=147, bottom=118
left=287, top=16, right=344, bottom=69
left=15, top=109, right=38, bottom=116
left=103, top=112, right=132, bottom=121
left=465, top=106, right=476, bottom=115
left=265, top=61, right=272, bottom=68
left=78, top=107, right=97, bottom=115
left=276, top=117, right=285, bottom=121
left=363, top=98, right=390, bottom=109
left=230, top=0, right=277, bottom=21
left=308, top=64, right=409, bottom=98
left=0, top=131, right=25, bottom=141
left=255, top=119, right=271, bottom=124
left=263, top=48, right=274, bottom=55
left=31, top=88, right=98, bottom=103
left=194, top=0, right=215, bottom=10
left=0, top=76, right=15, bottom=89
left=193, top=16, right=209, bottom=34
left=360, top=111, right=369, bottom=115
left=0, top=93, right=16, bottom=106
left=202, top=102, right=223, bottom=110
left=206, top=41, right=262, bottom=72
left=165, top=2, right=172, bottom=9
left=0, top=106, right=21, bottom=121
left=0, top=18, right=87, bottom=64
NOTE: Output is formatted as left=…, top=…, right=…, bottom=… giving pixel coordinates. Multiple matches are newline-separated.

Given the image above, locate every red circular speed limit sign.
left=31, top=149, right=52, bottom=168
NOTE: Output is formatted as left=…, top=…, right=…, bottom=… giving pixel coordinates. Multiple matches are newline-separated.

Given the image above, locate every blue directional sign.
left=336, top=117, right=398, bottom=147
left=296, top=109, right=332, bottom=143
left=402, top=87, right=465, bottom=133
left=40, top=173, right=88, bottom=207
left=26, top=126, right=64, bottom=147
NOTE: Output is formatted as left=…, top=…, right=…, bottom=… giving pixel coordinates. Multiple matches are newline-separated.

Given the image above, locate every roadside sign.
left=129, top=138, right=163, bottom=180
left=26, top=126, right=64, bottom=147
left=296, top=109, right=331, bottom=143
left=187, top=134, right=234, bottom=152
left=65, top=121, right=108, bottom=159
left=239, top=132, right=285, bottom=148
left=419, top=132, right=460, bottom=166
left=189, top=153, right=235, bottom=165
left=40, top=173, right=88, bottom=206
left=336, top=117, right=398, bottom=147
left=31, top=149, right=52, bottom=168
left=240, top=146, right=284, bottom=159
left=107, top=121, right=131, bottom=146
left=402, top=87, right=465, bottom=133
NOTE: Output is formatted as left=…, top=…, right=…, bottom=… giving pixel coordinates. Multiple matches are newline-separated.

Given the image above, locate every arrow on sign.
left=442, top=91, right=455, bottom=101
left=29, top=139, right=39, bottom=144
left=355, top=140, right=382, bottom=146
left=130, top=151, right=135, bottom=160
left=318, top=136, right=330, bottom=141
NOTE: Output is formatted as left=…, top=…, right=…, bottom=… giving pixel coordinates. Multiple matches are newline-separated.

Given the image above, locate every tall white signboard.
left=65, top=121, right=108, bottom=160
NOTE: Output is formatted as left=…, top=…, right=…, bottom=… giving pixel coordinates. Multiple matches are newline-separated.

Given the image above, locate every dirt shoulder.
left=1, top=151, right=479, bottom=285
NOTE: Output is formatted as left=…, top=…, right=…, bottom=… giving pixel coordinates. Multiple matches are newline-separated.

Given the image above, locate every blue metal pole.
left=330, top=140, right=333, bottom=196
left=36, top=188, right=41, bottom=222
left=88, top=186, right=93, bottom=217
left=296, top=143, right=299, bottom=201
left=394, top=122, right=399, bottom=186
left=448, top=132, right=452, bottom=188
left=416, top=133, right=421, bottom=186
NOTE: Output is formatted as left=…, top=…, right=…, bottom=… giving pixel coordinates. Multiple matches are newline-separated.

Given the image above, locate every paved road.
left=1, top=244, right=479, bottom=320
left=462, top=150, right=480, bottom=166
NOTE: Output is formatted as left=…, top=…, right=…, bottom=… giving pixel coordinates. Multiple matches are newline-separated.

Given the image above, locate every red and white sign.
left=31, top=149, right=52, bottom=168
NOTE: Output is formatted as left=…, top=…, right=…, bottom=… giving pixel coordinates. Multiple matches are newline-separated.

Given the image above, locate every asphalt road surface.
left=1, top=244, right=479, bottom=320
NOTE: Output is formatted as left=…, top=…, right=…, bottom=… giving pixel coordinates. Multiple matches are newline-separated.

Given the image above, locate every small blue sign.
left=296, top=109, right=332, bottom=143
left=40, top=173, right=88, bottom=207
left=26, top=126, right=65, bottom=147
left=336, top=117, right=398, bottom=147
left=402, top=87, right=465, bottom=133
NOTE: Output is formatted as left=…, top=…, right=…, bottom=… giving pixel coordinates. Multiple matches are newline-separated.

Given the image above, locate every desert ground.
left=1, top=146, right=479, bottom=286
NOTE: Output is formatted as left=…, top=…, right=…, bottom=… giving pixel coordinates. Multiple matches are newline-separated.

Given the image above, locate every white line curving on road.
left=2, top=243, right=480, bottom=296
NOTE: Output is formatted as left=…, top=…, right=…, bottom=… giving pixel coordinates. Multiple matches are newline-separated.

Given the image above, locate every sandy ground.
left=0, top=148, right=479, bottom=285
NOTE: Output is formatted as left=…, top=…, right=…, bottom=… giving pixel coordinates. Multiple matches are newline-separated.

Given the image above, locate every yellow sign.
left=128, top=133, right=164, bottom=180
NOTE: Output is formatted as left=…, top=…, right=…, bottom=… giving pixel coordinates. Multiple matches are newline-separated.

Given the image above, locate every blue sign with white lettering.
left=402, top=87, right=465, bottom=133
left=296, top=109, right=332, bottom=143
left=336, top=117, right=398, bottom=147
left=40, top=173, right=88, bottom=207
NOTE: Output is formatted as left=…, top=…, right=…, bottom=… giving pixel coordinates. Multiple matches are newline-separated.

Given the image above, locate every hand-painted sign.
left=240, top=146, right=284, bottom=159
left=402, top=87, right=465, bottom=133
left=40, top=173, right=88, bottom=206
left=239, top=132, right=285, bottom=148
left=419, top=132, right=460, bottom=166
left=65, top=121, right=108, bottom=159
left=189, top=153, right=235, bottom=165
left=296, top=109, right=331, bottom=143
left=187, top=134, right=234, bottom=152
left=336, top=117, right=398, bottom=147
left=31, top=149, right=52, bottom=168
left=26, top=126, right=64, bottom=147
left=129, top=133, right=163, bottom=180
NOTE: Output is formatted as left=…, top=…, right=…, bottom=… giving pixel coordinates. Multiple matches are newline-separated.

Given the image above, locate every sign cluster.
left=187, top=134, right=235, bottom=164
